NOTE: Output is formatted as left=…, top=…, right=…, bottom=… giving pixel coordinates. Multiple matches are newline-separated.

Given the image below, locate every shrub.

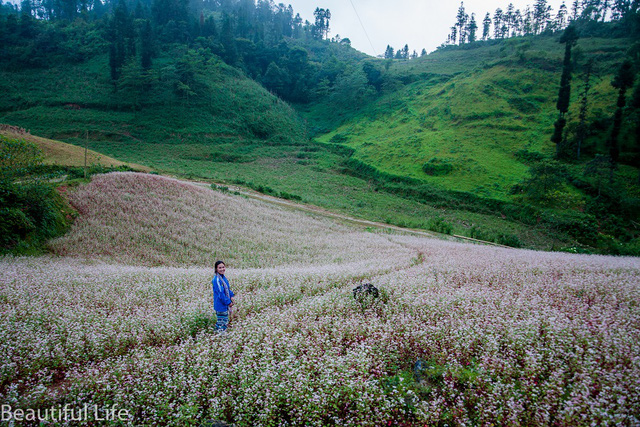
left=0, top=180, right=73, bottom=254
left=278, top=191, right=302, bottom=201
left=541, top=210, right=598, bottom=244
left=0, top=135, right=74, bottom=254
left=0, top=207, right=35, bottom=246
left=0, top=135, right=43, bottom=179
left=515, top=149, right=545, bottom=164
left=469, top=226, right=494, bottom=242
left=329, top=133, right=349, bottom=143
left=507, top=96, right=541, bottom=114
left=512, top=160, right=570, bottom=205
left=427, top=217, right=453, bottom=234
left=422, top=158, right=454, bottom=176
left=212, top=184, right=230, bottom=193
left=497, top=233, right=522, bottom=248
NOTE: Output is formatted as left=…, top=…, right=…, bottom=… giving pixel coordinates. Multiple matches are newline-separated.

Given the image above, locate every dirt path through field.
left=189, top=180, right=510, bottom=248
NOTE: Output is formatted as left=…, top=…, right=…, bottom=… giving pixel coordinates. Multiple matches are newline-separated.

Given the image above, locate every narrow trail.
left=190, top=179, right=511, bottom=249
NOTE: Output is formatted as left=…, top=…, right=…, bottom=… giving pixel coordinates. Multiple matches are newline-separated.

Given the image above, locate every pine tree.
left=312, top=7, right=330, bottom=40
left=202, top=15, right=217, bottom=38
left=292, top=13, right=302, bottom=38
left=631, top=82, right=640, bottom=184
left=506, top=3, right=515, bottom=35
left=570, top=0, right=580, bottom=20
left=554, top=1, right=568, bottom=30
left=140, top=19, right=153, bottom=70
left=611, top=0, right=632, bottom=20
left=456, top=2, right=468, bottom=44
left=482, top=12, right=491, bottom=40
left=20, top=0, right=31, bottom=17
left=60, top=0, right=76, bottom=20
left=533, top=0, right=550, bottom=34
left=118, top=58, right=147, bottom=112
left=263, top=61, right=288, bottom=95
left=551, top=25, right=579, bottom=158
left=401, top=44, right=409, bottom=59
left=384, top=45, right=394, bottom=59
left=575, top=59, right=593, bottom=160
left=108, top=0, right=135, bottom=81
left=493, top=8, right=504, bottom=38
left=523, top=7, right=534, bottom=34
left=450, top=25, right=458, bottom=44
left=513, top=9, right=523, bottom=36
left=467, top=13, right=478, bottom=43
left=607, top=60, right=635, bottom=181
left=601, top=0, right=611, bottom=21
left=220, top=12, right=237, bottom=64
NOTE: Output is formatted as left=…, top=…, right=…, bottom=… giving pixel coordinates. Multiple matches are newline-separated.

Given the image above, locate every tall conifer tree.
left=607, top=60, right=635, bottom=180
left=551, top=25, right=579, bottom=158
left=482, top=12, right=491, bottom=40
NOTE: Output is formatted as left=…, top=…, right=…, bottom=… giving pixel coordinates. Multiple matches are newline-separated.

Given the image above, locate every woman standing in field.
left=212, top=260, right=235, bottom=333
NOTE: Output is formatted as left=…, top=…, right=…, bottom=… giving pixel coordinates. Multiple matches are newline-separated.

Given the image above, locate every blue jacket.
left=212, top=274, right=234, bottom=312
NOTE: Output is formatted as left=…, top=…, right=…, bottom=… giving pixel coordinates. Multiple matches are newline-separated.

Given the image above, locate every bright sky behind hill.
left=286, top=0, right=567, bottom=56
left=5, top=0, right=569, bottom=56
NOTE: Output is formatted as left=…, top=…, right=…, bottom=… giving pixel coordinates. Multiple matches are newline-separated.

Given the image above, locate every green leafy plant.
left=421, top=158, right=454, bottom=176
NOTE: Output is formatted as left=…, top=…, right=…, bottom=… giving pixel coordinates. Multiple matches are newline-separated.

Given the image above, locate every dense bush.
left=515, top=149, right=546, bottom=164
left=0, top=179, right=73, bottom=254
left=496, top=233, right=522, bottom=248
left=540, top=210, right=599, bottom=244
left=422, top=158, right=454, bottom=176
left=427, top=216, right=453, bottom=234
left=0, top=135, right=73, bottom=254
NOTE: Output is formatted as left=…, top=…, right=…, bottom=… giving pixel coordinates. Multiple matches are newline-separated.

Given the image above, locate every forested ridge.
left=1, top=0, right=640, bottom=255
left=0, top=0, right=362, bottom=104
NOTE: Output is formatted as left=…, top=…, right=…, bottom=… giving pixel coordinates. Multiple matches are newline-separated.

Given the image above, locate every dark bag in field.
left=353, top=283, right=379, bottom=300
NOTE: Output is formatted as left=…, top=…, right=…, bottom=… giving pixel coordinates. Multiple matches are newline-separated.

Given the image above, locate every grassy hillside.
left=2, top=171, right=639, bottom=425
left=302, top=34, right=640, bottom=254
left=0, top=47, right=576, bottom=252
left=313, top=36, right=632, bottom=200
left=2, top=30, right=638, bottom=253
left=0, top=126, right=149, bottom=170
left=0, top=48, right=308, bottom=163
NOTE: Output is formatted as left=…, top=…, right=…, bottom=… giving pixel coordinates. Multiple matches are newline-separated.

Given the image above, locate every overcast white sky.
left=286, top=0, right=567, bottom=56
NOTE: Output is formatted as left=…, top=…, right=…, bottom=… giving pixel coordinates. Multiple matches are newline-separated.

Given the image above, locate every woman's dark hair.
left=215, top=260, right=225, bottom=271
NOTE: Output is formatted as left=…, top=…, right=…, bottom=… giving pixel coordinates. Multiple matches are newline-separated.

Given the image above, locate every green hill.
left=313, top=35, right=632, bottom=200
left=1, top=3, right=639, bottom=255
left=301, top=34, right=640, bottom=254
left=0, top=49, right=307, bottom=166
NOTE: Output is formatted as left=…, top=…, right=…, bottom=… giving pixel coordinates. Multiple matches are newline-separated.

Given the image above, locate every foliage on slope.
left=0, top=48, right=308, bottom=154
left=317, top=35, right=632, bottom=198
left=0, top=134, right=75, bottom=254
left=310, top=33, right=640, bottom=254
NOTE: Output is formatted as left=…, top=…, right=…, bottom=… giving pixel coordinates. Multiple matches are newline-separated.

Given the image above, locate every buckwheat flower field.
left=1, top=172, right=639, bottom=425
